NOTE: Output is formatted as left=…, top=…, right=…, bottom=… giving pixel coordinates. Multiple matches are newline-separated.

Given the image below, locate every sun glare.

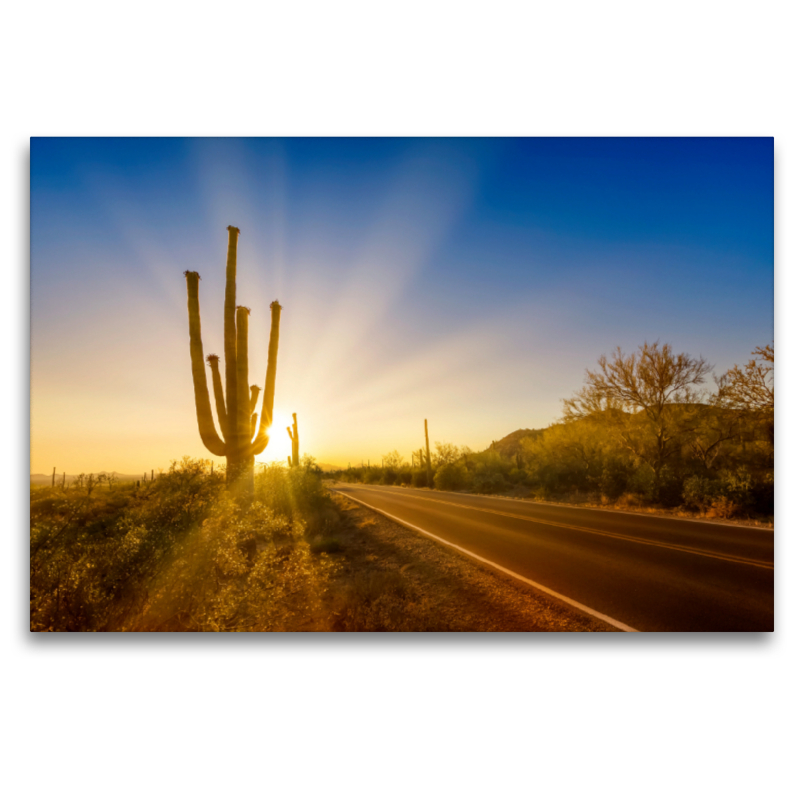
left=256, top=408, right=294, bottom=465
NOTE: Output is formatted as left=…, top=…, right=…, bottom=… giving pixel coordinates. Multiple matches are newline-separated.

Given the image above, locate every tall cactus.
left=286, top=412, right=299, bottom=467
left=185, top=225, right=282, bottom=498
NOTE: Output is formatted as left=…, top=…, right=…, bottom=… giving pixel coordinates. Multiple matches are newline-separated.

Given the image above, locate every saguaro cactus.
left=424, top=419, right=432, bottom=487
left=286, top=413, right=299, bottom=467
left=185, top=225, right=282, bottom=498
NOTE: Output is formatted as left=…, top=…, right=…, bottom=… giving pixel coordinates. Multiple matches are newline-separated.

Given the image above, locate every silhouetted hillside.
left=485, top=428, right=544, bottom=459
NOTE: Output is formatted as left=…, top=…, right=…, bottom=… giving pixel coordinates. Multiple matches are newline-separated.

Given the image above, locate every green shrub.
left=254, top=461, right=327, bottom=518
left=682, top=475, right=718, bottom=510
left=507, top=468, right=528, bottom=485
left=719, top=467, right=754, bottom=507
left=472, top=467, right=507, bottom=494
left=627, top=465, right=655, bottom=499
left=364, top=467, right=383, bottom=484
left=600, top=458, right=631, bottom=501
left=397, top=469, right=413, bottom=486
left=411, top=469, right=428, bottom=487
left=434, top=463, right=468, bottom=491
left=653, top=467, right=684, bottom=507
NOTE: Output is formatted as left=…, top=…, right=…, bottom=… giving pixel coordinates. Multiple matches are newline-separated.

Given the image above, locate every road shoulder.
left=326, top=492, right=617, bottom=632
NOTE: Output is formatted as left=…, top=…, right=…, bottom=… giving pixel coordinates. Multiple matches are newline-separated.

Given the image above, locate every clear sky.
left=30, top=137, right=773, bottom=474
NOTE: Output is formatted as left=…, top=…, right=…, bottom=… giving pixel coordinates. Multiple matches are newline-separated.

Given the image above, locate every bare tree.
left=382, top=450, right=404, bottom=470
left=433, top=441, right=461, bottom=467
left=563, top=341, right=711, bottom=483
left=715, top=343, right=773, bottom=443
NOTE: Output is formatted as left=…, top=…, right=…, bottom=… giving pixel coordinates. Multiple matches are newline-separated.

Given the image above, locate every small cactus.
left=286, top=413, right=299, bottom=467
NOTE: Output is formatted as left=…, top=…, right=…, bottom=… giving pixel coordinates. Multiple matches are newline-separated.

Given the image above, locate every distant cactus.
left=424, top=420, right=432, bottom=487
left=185, top=226, right=282, bottom=498
left=287, top=413, right=299, bottom=467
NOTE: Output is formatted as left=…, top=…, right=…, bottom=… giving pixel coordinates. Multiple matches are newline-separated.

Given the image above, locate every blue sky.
left=30, top=137, right=774, bottom=472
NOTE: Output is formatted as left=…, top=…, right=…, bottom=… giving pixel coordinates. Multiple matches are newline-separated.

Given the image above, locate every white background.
left=4, top=2, right=796, bottom=798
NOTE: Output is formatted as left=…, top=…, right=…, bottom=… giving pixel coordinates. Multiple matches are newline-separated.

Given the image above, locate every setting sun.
left=256, top=408, right=295, bottom=465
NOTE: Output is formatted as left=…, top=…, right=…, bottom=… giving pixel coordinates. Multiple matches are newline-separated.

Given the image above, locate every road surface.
left=330, top=483, right=774, bottom=632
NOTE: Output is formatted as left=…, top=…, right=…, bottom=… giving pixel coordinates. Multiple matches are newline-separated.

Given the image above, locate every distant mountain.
left=317, top=463, right=346, bottom=473
left=485, top=428, right=545, bottom=459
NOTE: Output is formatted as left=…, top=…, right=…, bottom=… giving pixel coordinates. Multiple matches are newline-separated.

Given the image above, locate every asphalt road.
left=330, top=483, right=774, bottom=632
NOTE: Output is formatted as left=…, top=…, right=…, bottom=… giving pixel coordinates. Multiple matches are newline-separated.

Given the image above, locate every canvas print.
left=30, top=137, right=774, bottom=632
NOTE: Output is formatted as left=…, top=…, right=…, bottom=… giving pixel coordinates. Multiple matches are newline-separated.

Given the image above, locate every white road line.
left=333, top=488, right=639, bottom=633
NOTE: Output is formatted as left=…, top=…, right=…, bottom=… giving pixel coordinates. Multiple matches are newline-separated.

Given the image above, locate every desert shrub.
left=140, top=496, right=332, bottom=631
left=397, top=469, right=413, bottom=486
left=31, top=457, right=335, bottom=632
left=627, top=465, right=655, bottom=499
left=718, top=467, right=754, bottom=507
left=381, top=467, right=398, bottom=485
left=411, top=469, right=429, bottom=487
left=336, top=467, right=363, bottom=484
left=707, top=497, right=742, bottom=519
left=653, top=466, right=684, bottom=507
left=507, top=468, right=528, bottom=485
left=471, top=467, right=507, bottom=494
left=254, top=461, right=327, bottom=518
left=363, top=467, right=383, bottom=484
left=30, top=457, right=224, bottom=632
left=434, top=463, right=468, bottom=491
left=600, top=457, right=632, bottom=501
left=682, top=475, right=719, bottom=511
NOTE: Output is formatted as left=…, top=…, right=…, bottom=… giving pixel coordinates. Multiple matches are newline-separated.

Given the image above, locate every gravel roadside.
left=325, top=492, right=617, bottom=632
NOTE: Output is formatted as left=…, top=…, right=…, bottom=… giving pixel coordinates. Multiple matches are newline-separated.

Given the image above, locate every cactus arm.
left=249, top=385, right=261, bottom=414
left=236, top=306, right=251, bottom=454
left=250, top=300, right=282, bottom=456
left=248, top=386, right=260, bottom=439
left=184, top=271, right=226, bottom=457
left=292, top=413, right=299, bottom=466
left=224, top=226, right=240, bottom=456
left=206, top=355, right=228, bottom=441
